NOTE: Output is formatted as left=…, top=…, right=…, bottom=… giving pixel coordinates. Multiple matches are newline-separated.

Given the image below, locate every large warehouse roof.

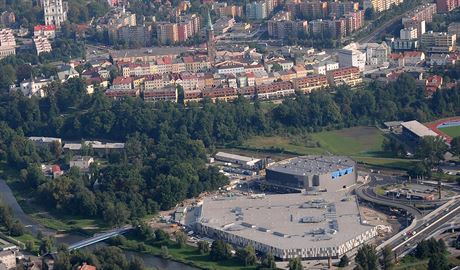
left=401, top=120, right=438, bottom=138
left=266, top=156, right=355, bottom=176
left=196, top=191, right=373, bottom=250
left=215, top=152, right=261, bottom=164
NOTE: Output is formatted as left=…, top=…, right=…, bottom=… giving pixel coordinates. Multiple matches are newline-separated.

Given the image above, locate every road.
left=357, top=14, right=404, bottom=43
left=392, top=200, right=460, bottom=257
left=356, top=174, right=460, bottom=259
left=0, top=180, right=53, bottom=236
left=356, top=185, right=423, bottom=219
left=356, top=1, right=429, bottom=43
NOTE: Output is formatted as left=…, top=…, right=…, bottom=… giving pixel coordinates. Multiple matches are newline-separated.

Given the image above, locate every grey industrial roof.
left=215, top=152, right=261, bottom=163
left=196, top=191, right=373, bottom=250
left=267, top=156, right=355, bottom=176
left=401, top=120, right=438, bottom=138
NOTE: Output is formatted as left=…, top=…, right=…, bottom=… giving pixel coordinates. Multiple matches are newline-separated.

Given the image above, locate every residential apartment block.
left=326, top=66, right=362, bottom=87
left=0, top=28, right=15, bottom=59
left=448, top=22, right=460, bottom=37
left=364, top=0, right=403, bottom=12
left=33, top=36, right=53, bottom=55
left=299, top=1, right=328, bottom=19
left=403, top=19, right=426, bottom=39
left=436, top=0, right=459, bottom=12
left=402, top=3, right=436, bottom=24
left=268, top=19, right=308, bottom=39
left=337, top=48, right=366, bottom=71
left=421, top=31, right=457, bottom=53
left=156, top=14, right=201, bottom=44
left=215, top=3, right=243, bottom=18
left=292, top=74, right=329, bottom=93
left=400, top=27, right=418, bottom=40
left=246, top=1, right=268, bottom=20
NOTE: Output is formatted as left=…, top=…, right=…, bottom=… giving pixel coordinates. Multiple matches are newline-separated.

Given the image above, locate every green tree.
left=355, top=244, right=378, bottom=270
left=210, top=240, right=232, bottom=261
left=236, top=245, right=257, bottom=266
left=364, top=8, right=375, bottom=20
left=175, top=231, right=187, bottom=248
left=450, top=136, right=460, bottom=156
left=416, top=136, right=448, bottom=166
left=381, top=246, right=394, bottom=270
left=288, top=256, right=302, bottom=270
left=428, top=254, right=449, bottom=270
left=270, top=62, right=283, bottom=72
left=260, top=252, right=276, bottom=269
left=197, top=240, right=210, bottom=254
left=128, top=256, right=146, bottom=270
left=39, top=237, right=55, bottom=255
left=177, top=85, right=185, bottom=105
left=154, top=229, right=169, bottom=242
left=408, top=161, right=431, bottom=179
left=160, top=245, right=169, bottom=258
left=338, top=254, right=349, bottom=267
left=25, top=240, right=34, bottom=252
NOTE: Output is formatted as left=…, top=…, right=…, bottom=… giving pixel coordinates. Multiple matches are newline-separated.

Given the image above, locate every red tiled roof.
left=182, top=56, right=194, bottom=63
left=112, top=76, right=133, bottom=85
left=52, top=165, right=61, bottom=173
left=403, top=51, right=423, bottom=58
left=79, top=263, right=96, bottom=270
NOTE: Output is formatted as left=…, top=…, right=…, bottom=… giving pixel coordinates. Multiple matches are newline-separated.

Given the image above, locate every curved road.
left=355, top=186, right=423, bottom=219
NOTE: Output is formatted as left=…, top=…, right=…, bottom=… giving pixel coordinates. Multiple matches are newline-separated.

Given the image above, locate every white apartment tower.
left=43, top=0, right=68, bottom=28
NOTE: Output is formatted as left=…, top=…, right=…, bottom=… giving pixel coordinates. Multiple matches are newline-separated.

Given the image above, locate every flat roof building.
left=266, top=156, right=356, bottom=191
left=401, top=120, right=438, bottom=140
left=193, top=191, right=378, bottom=260
left=215, top=152, right=262, bottom=169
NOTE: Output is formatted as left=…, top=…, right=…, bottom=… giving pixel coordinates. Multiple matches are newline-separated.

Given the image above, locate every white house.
left=69, top=156, right=94, bottom=171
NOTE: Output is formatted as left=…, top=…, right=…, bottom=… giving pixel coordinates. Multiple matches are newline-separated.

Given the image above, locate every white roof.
left=28, top=136, right=61, bottom=143
left=215, top=152, right=261, bottom=163
left=196, top=192, right=375, bottom=250
left=401, top=120, right=438, bottom=138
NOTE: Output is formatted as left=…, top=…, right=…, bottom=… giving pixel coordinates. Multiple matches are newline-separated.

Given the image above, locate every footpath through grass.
left=241, top=126, right=416, bottom=170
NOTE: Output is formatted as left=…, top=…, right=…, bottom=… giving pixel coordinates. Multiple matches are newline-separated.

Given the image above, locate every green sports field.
left=439, top=125, right=460, bottom=137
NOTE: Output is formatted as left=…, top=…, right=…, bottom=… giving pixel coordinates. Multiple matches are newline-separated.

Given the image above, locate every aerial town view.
left=2, top=0, right=460, bottom=269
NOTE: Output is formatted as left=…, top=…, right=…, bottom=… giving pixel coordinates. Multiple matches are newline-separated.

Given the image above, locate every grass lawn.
left=29, top=212, right=105, bottom=234
left=117, top=236, right=257, bottom=270
left=244, top=126, right=385, bottom=156
left=242, top=126, right=415, bottom=170
left=13, top=233, right=40, bottom=253
left=394, top=254, right=460, bottom=270
left=439, top=126, right=460, bottom=137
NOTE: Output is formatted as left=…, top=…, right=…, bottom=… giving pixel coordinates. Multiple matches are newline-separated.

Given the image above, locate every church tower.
left=206, top=9, right=216, bottom=64
left=43, top=0, right=68, bottom=28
